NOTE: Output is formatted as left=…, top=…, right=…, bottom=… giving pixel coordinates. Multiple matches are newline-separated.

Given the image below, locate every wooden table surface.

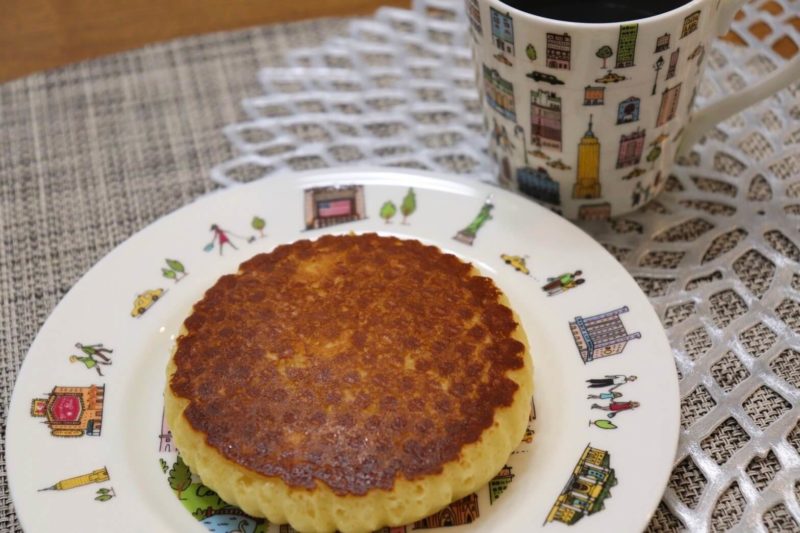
left=1, top=0, right=410, bottom=82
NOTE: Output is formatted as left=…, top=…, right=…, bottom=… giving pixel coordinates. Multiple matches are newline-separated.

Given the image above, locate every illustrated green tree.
left=646, top=145, right=662, bottom=168
left=400, top=188, right=417, bottom=224
left=526, top=44, right=537, bottom=61
left=596, top=46, right=613, bottom=69
left=95, top=487, right=116, bottom=502
left=251, top=216, right=266, bottom=238
left=379, top=200, right=397, bottom=223
left=168, top=455, right=192, bottom=500
left=162, top=258, right=187, bottom=282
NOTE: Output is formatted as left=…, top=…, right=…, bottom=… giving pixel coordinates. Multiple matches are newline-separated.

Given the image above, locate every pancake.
left=165, top=233, right=533, bottom=532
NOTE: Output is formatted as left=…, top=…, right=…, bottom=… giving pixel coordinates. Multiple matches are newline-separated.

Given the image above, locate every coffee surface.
left=500, top=0, right=692, bottom=23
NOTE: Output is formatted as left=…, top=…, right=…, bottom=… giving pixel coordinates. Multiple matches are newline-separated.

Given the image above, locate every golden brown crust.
left=169, top=233, right=527, bottom=497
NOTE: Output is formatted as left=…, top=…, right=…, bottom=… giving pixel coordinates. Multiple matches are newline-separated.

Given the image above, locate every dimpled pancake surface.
left=166, top=233, right=533, bottom=532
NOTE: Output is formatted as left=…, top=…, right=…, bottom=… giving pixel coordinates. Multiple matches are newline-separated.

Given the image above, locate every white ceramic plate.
left=7, top=168, right=679, bottom=533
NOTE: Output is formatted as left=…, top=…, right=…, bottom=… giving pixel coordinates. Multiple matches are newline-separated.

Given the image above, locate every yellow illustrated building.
left=546, top=444, right=617, bottom=525
left=572, top=116, right=601, bottom=199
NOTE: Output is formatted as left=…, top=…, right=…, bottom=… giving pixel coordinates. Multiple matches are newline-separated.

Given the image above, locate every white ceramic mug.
left=465, top=0, right=800, bottom=219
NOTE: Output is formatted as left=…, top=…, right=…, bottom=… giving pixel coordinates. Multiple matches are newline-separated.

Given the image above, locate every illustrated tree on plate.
left=379, top=200, right=397, bottom=223
left=400, top=188, right=417, bottom=224
left=162, top=259, right=187, bottom=282
left=168, top=455, right=192, bottom=500
left=95, top=487, right=116, bottom=502
left=526, top=44, right=537, bottom=61
left=596, top=46, right=613, bottom=69
left=251, top=216, right=266, bottom=238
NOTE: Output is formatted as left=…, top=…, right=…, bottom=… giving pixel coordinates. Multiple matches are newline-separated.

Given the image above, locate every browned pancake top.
left=170, top=233, right=525, bottom=496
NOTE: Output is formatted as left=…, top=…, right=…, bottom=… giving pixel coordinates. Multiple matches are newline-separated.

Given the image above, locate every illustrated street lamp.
left=652, top=55, right=665, bottom=96
left=514, top=124, right=529, bottom=167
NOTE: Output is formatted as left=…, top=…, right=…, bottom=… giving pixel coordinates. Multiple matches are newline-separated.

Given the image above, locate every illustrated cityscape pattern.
left=30, top=184, right=643, bottom=530
left=469, top=0, right=710, bottom=218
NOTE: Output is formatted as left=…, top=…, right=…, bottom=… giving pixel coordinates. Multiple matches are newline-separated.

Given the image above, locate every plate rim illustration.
left=6, top=167, right=680, bottom=533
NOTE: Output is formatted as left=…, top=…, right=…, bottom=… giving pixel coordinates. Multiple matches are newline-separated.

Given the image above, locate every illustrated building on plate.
left=530, top=89, right=562, bottom=150
left=414, top=493, right=480, bottom=528
left=616, top=128, right=646, bottom=168
left=654, top=32, right=670, bottom=52
left=681, top=11, right=701, bottom=38
left=489, top=465, right=515, bottom=504
left=616, top=96, right=640, bottom=124
left=159, top=408, right=174, bottom=452
left=572, top=116, right=601, bottom=199
left=583, top=86, right=605, bottom=106
left=466, top=0, right=482, bottom=34
left=615, top=24, right=638, bottom=68
left=483, top=66, right=516, bottom=121
left=546, top=33, right=571, bottom=70
left=490, top=8, right=514, bottom=54
left=656, top=83, right=682, bottom=127
left=517, top=166, right=560, bottom=206
left=569, top=306, right=641, bottom=363
left=31, top=385, right=105, bottom=437
left=39, top=467, right=110, bottom=492
left=304, top=185, right=366, bottom=230
left=546, top=444, right=617, bottom=525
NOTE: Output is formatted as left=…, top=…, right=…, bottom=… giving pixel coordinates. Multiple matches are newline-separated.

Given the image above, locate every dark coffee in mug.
left=500, top=0, right=693, bottom=23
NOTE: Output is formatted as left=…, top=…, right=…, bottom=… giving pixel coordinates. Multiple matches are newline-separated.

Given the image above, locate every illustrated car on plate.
left=131, top=288, right=165, bottom=317
left=501, top=254, right=530, bottom=275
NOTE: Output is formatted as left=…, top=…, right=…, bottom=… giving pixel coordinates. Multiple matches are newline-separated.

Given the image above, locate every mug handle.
left=677, top=0, right=800, bottom=156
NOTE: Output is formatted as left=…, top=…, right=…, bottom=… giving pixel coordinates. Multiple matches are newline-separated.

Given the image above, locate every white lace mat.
left=210, top=1, right=800, bottom=531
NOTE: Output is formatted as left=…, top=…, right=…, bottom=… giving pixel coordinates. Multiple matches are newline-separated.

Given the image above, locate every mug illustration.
left=469, top=0, right=800, bottom=218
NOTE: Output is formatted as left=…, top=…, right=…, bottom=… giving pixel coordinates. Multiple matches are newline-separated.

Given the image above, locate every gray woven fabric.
left=0, top=18, right=348, bottom=531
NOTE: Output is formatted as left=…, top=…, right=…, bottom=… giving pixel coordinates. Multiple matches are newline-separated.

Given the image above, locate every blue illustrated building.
left=516, top=166, right=560, bottom=206
left=490, top=8, right=515, bottom=55
left=616, top=97, right=640, bottom=124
